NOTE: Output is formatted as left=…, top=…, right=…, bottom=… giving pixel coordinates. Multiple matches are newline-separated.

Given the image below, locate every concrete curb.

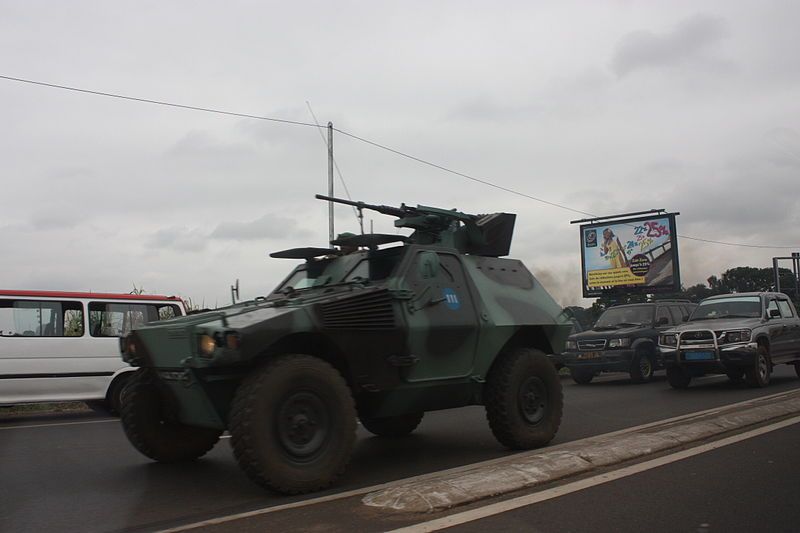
left=362, top=389, right=800, bottom=513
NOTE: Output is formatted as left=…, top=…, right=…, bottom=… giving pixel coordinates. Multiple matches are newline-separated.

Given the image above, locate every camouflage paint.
left=122, top=200, right=571, bottom=429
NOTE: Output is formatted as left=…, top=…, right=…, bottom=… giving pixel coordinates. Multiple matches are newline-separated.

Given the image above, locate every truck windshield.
left=689, top=296, right=761, bottom=320
left=595, top=306, right=653, bottom=328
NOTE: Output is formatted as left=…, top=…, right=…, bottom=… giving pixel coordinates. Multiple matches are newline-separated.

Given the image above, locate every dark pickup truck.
left=562, top=301, right=696, bottom=384
left=659, top=292, right=800, bottom=389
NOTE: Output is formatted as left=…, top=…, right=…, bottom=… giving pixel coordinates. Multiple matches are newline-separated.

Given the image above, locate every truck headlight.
left=608, top=338, right=631, bottom=348
left=659, top=334, right=678, bottom=347
left=565, top=340, right=578, bottom=351
left=723, top=329, right=751, bottom=343
left=198, top=334, right=217, bottom=357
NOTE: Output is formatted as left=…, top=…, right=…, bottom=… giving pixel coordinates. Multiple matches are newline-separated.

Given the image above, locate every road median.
left=363, top=388, right=800, bottom=513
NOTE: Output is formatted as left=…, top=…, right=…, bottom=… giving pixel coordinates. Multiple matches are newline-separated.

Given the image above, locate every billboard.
left=579, top=213, right=680, bottom=297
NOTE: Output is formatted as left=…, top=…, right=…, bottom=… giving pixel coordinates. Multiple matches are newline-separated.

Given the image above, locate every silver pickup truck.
left=658, top=292, right=800, bottom=388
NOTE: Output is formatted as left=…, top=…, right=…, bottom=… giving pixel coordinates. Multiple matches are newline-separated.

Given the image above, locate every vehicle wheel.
left=120, top=370, right=222, bottom=462
left=666, top=366, right=691, bottom=389
left=229, top=354, right=357, bottom=494
left=106, top=372, right=134, bottom=416
left=360, top=412, right=424, bottom=437
left=485, top=348, right=563, bottom=449
left=570, top=367, right=594, bottom=385
left=745, top=345, right=771, bottom=388
left=726, top=368, right=745, bottom=384
left=630, top=351, right=655, bottom=383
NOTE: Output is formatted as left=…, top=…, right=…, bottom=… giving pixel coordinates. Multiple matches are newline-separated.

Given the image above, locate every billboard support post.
left=773, top=253, right=800, bottom=301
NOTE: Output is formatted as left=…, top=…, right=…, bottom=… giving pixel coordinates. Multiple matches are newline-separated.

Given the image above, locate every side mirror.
left=769, top=309, right=781, bottom=319
left=657, top=316, right=669, bottom=326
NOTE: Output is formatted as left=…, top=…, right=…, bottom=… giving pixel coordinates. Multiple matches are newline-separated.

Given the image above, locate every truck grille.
left=320, top=289, right=395, bottom=330
left=679, top=330, right=715, bottom=346
left=578, top=339, right=607, bottom=350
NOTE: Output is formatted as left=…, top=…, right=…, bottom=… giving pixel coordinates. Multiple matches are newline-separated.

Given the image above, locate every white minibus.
left=0, top=290, right=186, bottom=413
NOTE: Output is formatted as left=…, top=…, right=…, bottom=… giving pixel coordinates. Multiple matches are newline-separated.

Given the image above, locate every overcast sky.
left=1, top=0, right=799, bottom=307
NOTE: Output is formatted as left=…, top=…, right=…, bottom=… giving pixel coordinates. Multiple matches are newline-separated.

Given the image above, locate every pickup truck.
left=659, top=292, right=800, bottom=388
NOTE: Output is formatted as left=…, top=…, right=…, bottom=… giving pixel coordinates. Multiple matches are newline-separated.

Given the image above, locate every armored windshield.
left=595, top=305, right=653, bottom=328
left=689, top=296, right=761, bottom=320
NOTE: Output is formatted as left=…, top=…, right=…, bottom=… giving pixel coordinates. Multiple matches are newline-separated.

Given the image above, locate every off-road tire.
left=570, top=367, right=594, bottom=385
left=745, top=345, right=771, bottom=388
left=229, top=354, right=356, bottom=494
left=666, top=366, right=691, bottom=389
left=726, top=368, right=745, bottom=384
left=120, top=370, right=221, bottom=462
left=630, top=350, right=655, bottom=384
left=485, top=348, right=563, bottom=449
left=360, top=412, right=424, bottom=437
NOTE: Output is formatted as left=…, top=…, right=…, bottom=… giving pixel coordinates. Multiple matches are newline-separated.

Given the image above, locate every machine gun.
left=315, top=194, right=516, bottom=257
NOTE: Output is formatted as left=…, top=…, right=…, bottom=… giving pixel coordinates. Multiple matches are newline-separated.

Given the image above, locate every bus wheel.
left=120, top=371, right=221, bottom=462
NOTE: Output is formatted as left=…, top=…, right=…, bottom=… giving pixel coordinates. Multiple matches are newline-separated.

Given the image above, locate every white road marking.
left=155, top=389, right=800, bottom=532
left=0, top=418, right=117, bottom=430
left=390, top=415, right=800, bottom=533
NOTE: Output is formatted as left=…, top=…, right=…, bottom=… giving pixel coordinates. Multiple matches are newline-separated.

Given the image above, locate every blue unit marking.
left=443, top=288, right=460, bottom=310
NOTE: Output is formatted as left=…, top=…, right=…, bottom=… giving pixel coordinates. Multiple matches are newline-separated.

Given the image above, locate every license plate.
left=578, top=351, right=601, bottom=360
left=684, top=351, right=715, bottom=361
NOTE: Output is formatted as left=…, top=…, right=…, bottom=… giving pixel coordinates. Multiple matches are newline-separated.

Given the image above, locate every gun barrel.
left=315, top=194, right=360, bottom=208
left=315, top=194, right=407, bottom=218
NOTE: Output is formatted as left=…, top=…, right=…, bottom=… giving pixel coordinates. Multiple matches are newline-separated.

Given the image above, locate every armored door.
left=401, top=251, right=479, bottom=381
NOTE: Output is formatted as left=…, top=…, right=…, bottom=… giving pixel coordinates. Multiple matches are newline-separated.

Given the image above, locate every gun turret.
left=315, top=194, right=517, bottom=257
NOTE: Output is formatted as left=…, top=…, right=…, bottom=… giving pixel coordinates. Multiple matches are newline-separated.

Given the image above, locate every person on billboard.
left=601, top=228, right=629, bottom=268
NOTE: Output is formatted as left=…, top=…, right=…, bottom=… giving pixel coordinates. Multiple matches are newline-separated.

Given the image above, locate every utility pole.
left=327, top=121, right=334, bottom=244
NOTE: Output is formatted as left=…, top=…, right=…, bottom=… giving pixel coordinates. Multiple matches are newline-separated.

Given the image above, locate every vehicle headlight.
left=120, top=333, right=137, bottom=356
left=565, top=340, right=578, bottom=351
left=659, top=334, right=678, bottom=347
left=198, top=334, right=217, bottom=357
left=608, top=338, right=631, bottom=348
left=723, top=329, right=751, bottom=343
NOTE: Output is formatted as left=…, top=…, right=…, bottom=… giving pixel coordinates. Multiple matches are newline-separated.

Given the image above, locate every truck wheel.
left=666, top=366, right=691, bottom=389
left=570, top=367, right=594, bottom=385
left=630, top=352, right=655, bottom=383
left=745, top=346, right=771, bottom=388
left=485, top=348, right=563, bottom=449
left=121, top=370, right=221, bottom=462
left=360, top=412, right=424, bottom=437
left=229, top=354, right=356, bottom=494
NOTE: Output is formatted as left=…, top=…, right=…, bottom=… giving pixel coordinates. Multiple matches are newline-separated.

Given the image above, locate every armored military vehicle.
left=119, top=195, right=572, bottom=494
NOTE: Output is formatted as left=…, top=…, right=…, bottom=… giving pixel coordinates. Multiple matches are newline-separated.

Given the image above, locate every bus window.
left=88, top=302, right=180, bottom=337
left=0, top=299, right=83, bottom=337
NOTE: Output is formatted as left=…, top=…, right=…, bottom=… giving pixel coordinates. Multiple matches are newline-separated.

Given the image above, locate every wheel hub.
left=518, top=377, right=548, bottom=424
left=277, top=391, right=329, bottom=460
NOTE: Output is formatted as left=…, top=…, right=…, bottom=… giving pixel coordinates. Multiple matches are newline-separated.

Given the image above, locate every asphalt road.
left=455, top=421, right=800, bottom=533
left=1, top=366, right=798, bottom=532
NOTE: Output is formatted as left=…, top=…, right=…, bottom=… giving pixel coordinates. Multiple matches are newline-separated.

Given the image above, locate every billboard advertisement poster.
left=579, top=213, right=680, bottom=297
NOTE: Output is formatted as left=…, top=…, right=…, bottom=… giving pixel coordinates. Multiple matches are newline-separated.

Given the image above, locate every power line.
left=0, top=75, right=322, bottom=129
left=1, top=73, right=797, bottom=250
left=333, top=128, right=595, bottom=217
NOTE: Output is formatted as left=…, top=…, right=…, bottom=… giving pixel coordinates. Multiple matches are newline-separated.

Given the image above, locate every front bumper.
left=660, top=341, right=758, bottom=372
left=562, top=349, right=636, bottom=373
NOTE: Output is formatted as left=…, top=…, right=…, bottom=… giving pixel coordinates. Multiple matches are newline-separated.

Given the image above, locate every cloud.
left=145, top=226, right=208, bottom=252
left=210, top=213, right=312, bottom=241
left=611, top=14, right=729, bottom=77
